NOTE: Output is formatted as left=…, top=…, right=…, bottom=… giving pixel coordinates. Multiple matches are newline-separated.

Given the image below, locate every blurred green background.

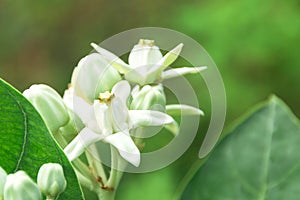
left=1, top=0, right=299, bottom=199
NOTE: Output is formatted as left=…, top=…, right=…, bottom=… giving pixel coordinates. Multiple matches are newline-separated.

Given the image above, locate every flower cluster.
left=23, top=39, right=205, bottom=195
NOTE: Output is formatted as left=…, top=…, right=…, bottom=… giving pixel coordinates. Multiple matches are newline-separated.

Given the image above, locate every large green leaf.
left=182, top=96, right=300, bottom=199
left=0, top=78, right=84, bottom=200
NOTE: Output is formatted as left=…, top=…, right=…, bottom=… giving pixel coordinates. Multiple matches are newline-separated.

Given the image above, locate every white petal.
left=93, top=101, right=112, bottom=135
left=162, top=66, right=207, bottom=79
left=156, top=43, right=183, bottom=71
left=128, top=40, right=163, bottom=68
left=111, top=80, right=130, bottom=102
left=70, top=66, right=80, bottom=89
left=91, top=43, right=132, bottom=74
left=166, top=104, right=204, bottom=116
left=63, top=87, right=74, bottom=109
left=64, top=128, right=104, bottom=161
left=104, top=132, right=140, bottom=167
left=129, top=110, right=174, bottom=127
left=111, top=98, right=129, bottom=132
left=73, top=96, right=94, bottom=124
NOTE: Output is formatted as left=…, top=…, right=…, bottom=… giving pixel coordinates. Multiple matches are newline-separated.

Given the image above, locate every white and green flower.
left=64, top=80, right=174, bottom=167
left=91, top=39, right=207, bottom=85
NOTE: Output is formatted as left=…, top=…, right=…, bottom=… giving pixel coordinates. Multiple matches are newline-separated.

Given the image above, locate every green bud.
left=37, top=163, right=67, bottom=198
left=0, top=167, right=7, bottom=199
left=23, top=84, right=70, bottom=133
left=131, top=84, right=166, bottom=112
left=4, top=171, right=41, bottom=200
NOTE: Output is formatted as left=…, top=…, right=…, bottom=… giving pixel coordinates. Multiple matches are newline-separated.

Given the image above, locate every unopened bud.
left=37, top=163, right=67, bottom=198
left=131, top=84, right=166, bottom=112
left=128, top=39, right=163, bottom=68
left=23, top=84, right=70, bottom=133
left=4, top=171, right=41, bottom=200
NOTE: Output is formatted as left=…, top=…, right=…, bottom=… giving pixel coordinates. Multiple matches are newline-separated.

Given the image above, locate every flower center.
left=139, top=39, right=154, bottom=47
left=98, top=91, right=115, bottom=104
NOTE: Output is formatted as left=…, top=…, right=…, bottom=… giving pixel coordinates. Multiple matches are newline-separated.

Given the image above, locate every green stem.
left=89, top=144, right=108, bottom=182
left=72, top=159, right=92, bottom=179
left=85, top=146, right=107, bottom=183
left=106, top=146, right=124, bottom=189
left=75, top=169, right=101, bottom=193
left=95, top=146, right=126, bottom=200
left=97, top=190, right=116, bottom=200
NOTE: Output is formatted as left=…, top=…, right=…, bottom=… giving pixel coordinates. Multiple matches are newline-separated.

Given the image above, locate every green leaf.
left=0, top=78, right=84, bottom=200
left=182, top=96, right=300, bottom=199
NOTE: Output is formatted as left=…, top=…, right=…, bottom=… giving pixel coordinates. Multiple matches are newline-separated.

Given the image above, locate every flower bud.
left=71, top=53, right=122, bottom=102
left=4, top=171, right=41, bottom=200
left=23, top=84, right=70, bottom=133
left=131, top=84, right=166, bottom=112
left=37, top=163, right=67, bottom=198
left=128, top=39, right=163, bottom=68
left=0, top=167, right=7, bottom=199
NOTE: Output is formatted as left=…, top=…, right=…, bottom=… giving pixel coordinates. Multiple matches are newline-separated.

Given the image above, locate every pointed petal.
left=166, top=104, right=204, bottom=116
left=64, top=128, right=104, bottom=161
left=91, top=43, right=132, bottom=74
left=73, top=96, right=94, bottom=124
left=93, top=101, right=112, bottom=135
left=129, top=110, right=174, bottom=127
left=156, top=43, right=183, bottom=70
left=111, top=98, right=129, bottom=132
left=162, top=66, right=207, bottom=79
left=104, top=132, right=140, bottom=167
left=164, top=120, right=179, bottom=136
left=111, top=80, right=130, bottom=102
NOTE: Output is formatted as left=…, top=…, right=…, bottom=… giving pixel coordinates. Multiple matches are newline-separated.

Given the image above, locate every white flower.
left=91, top=39, right=207, bottom=85
left=64, top=80, right=174, bottom=167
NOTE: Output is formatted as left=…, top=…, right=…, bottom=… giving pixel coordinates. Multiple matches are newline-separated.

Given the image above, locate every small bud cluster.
left=0, top=163, right=66, bottom=200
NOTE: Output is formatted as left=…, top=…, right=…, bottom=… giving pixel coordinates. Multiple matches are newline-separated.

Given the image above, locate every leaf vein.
left=6, top=89, right=28, bottom=171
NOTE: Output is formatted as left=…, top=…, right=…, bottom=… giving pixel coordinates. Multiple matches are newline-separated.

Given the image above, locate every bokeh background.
left=1, top=0, right=299, bottom=199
